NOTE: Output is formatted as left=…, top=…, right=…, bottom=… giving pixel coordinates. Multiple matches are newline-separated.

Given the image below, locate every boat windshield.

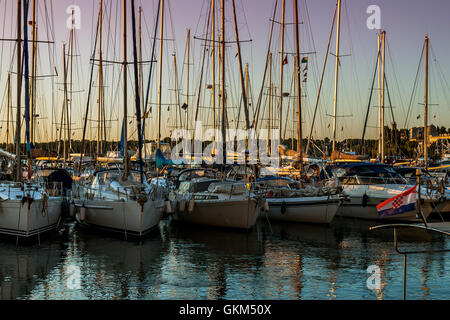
left=325, top=163, right=406, bottom=185
left=178, top=179, right=219, bottom=193
left=92, top=170, right=144, bottom=188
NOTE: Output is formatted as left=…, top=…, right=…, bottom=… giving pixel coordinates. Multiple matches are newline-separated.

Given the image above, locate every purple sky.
left=0, top=0, right=449, bottom=143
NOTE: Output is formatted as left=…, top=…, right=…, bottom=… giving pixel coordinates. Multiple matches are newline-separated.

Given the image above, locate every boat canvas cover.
left=376, top=186, right=417, bottom=218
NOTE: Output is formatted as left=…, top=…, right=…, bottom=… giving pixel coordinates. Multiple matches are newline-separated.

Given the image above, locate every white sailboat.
left=72, top=0, right=165, bottom=238
left=170, top=176, right=260, bottom=230
left=73, top=169, right=165, bottom=236
left=325, top=162, right=437, bottom=221
left=255, top=176, right=341, bottom=224
left=254, top=0, right=343, bottom=225
left=0, top=0, right=63, bottom=240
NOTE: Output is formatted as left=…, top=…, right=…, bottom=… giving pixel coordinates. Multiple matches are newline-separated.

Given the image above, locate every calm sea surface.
left=1, top=216, right=449, bottom=300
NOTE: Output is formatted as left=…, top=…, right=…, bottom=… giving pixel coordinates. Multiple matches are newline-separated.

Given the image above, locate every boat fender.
left=164, top=199, right=172, bottom=214
left=439, top=180, right=445, bottom=196
left=426, top=180, right=433, bottom=195
left=188, top=198, right=195, bottom=213
left=42, top=193, right=49, bottom=215
left=80, top=205, right=86, bottom=221
left=281, top=201, right=286, bottom=214
left=69, top=201, right=76, bottom=217
left=362, top=193, right=369, bottom=207
left=263, top=200, right=269, bottom=212
left=179, top=199, right=186, bottom=212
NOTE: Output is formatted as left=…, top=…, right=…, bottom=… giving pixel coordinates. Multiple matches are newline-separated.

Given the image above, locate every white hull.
left=173, top=198, right=259, bottom=230
left=340, top=184, right=433, bottom=221
left=74, top=198, right=164, bottom=236
left=265, top=195, right=340, bottom=224
left=0, top=198, right=63, bottom=237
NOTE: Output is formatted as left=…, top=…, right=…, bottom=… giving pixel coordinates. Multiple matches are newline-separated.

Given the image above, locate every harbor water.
left=1, top=216, right=449, bottom=300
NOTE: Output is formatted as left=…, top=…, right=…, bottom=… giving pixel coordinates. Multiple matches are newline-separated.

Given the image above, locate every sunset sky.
left=0, top=0, right=449, bottom=144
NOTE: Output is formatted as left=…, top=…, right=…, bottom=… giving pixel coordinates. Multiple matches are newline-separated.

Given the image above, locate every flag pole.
left=415, top=168, right=428, bottom=228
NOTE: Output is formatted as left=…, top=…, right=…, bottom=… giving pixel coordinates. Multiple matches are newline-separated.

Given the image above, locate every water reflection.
left=0, top=217, right=449, bottom=300
left=160, top=221, right=265, bottom=299
left=0, top=241, right=63, bottom=300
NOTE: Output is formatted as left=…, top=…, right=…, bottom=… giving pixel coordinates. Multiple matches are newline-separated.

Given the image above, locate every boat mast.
left=211, top=0, right=216, bottom=145
left=68, top=7, right=75, bottom=157
left=15, top=0, right=22, bottom=182
left=268, top=53, right=272, bottom=155
left=23, top=0, right=32, bottom=179
left=279, top=0, right=285, bottom=148
left=331, top=0, right=341, bottom=155
left=30, top=0, right=37, bottom=146
left=122, top=0, right=129, bottom=179
left=293, top=0, right=303, bottom=173
left=377, top=33, right=381, bottom=159
left=424, top=35, right=429, bottom=169
left=62, top=43, right=69, bottom=163
left=139, top=6, right=144, bottom=131
left=97, top=0, right=103, bottom=158
left=245, top=63, right=249, bottom=115
left=185, top=28, right=191, bottom=132
left=157, top=0, right=164, bottom=149
left=173, top=53, right=182, bottom=128
left=131, top=0, right=144, bottom=183
left=7, top=73, right=11, bottom=153
left=220, top=0, right=226, bottom=164
left=231, top=0, right=250, bottom=131
left=381, top=30, right=386, bottom=162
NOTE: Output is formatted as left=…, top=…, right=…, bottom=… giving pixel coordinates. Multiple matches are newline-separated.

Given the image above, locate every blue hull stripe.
left=378, top=203, right=416, bottom=218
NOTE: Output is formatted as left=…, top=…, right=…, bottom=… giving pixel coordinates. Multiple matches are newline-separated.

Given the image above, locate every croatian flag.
left=376, top=186, right=417, bottom=218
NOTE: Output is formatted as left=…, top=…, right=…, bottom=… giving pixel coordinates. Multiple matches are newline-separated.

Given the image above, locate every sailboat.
left=253, top=0, right=343, bottom=224
left=73, top=0, right=165, bottom=238
left=333, top=34, right=444, bottom=221
left=169, top=0, right=260, bottom=230
left=0, top=0, right=63, bottom=239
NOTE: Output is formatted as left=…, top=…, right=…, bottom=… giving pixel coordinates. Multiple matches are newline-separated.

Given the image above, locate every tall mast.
left=23, top=0, right=31, bottom=179
left=97, top=0, right=103, bottom=157
left=173, top=53, right=181, bottom=127
left=211, top=0, right=216, bottom=144
left=139, top=6, right=144, bottom=125
left=122, top=0, right=129, bottom=179
left=331, top=0, right=341, bottom=155
left=30, top=0, right=37, bottom=146
left=293, top=0, right=303, bottom=173
left=131, top=0, right=144, bottom=183
left=279, top=0, right=285, bottom=147
left=381, top=30, right=386, bottom=162
left=245, top=63, right=249, bottom=110
left=377, top=32, right=381, bottom=158
left=220, top=0, right=226, bottom=164
left=185, top=28, right=191, bottom=132
left=63, top=43, right=69, bottom=163
left=7, top=73, right=11, bottom=153
left=231, top=0, right=250, bottom=131
left=268, top=53, right=272, bottom=155
left=157, top=0, right=164, bottom=149
left=68, top=8, right=75, bottom=155
left=424, top=36, right=429, bottom=169
left=15, top=0, right=22, bottom=182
